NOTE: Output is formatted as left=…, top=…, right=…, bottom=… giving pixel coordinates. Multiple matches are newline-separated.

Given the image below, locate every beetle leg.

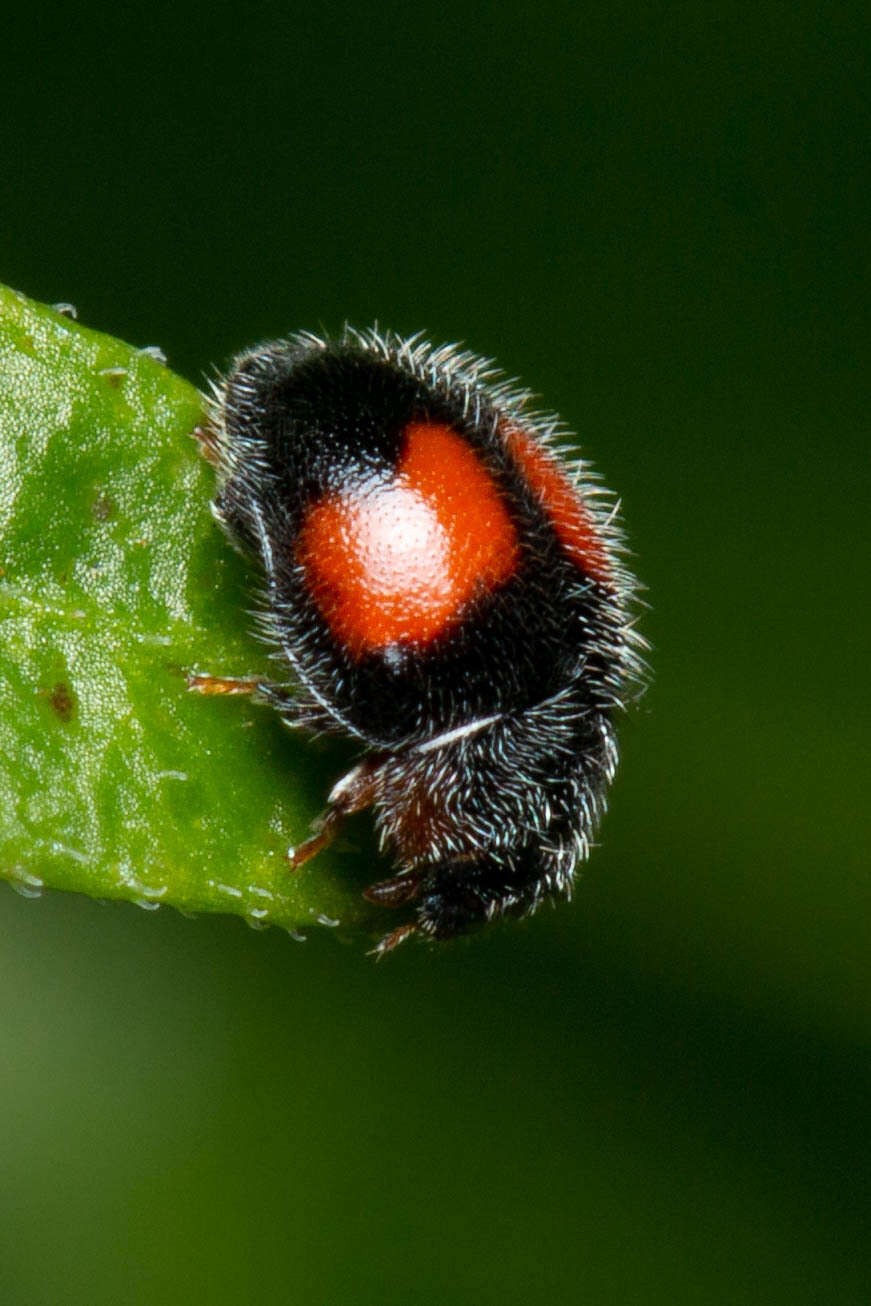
left=288, top=756, right=383, bottom=870
left=369, top=923, right=418, bottom=958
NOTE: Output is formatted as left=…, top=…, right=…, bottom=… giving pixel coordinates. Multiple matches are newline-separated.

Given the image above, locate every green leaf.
left=0, top=285, right=376, bottom=938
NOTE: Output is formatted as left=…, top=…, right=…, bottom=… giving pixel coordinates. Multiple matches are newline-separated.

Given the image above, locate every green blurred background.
left=3, top=3, right=869, bottom=1303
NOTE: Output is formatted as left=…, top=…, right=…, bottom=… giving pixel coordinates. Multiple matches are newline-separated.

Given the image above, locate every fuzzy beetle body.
left=192, top=328, right=644, bottom=954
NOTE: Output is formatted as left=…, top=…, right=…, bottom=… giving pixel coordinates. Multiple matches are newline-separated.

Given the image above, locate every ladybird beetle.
left=190, top=328, right=645, bottom=955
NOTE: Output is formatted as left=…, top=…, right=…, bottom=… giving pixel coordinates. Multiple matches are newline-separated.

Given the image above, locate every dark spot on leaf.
left=45, top=682, right=76, bottom=723
left=91, top=492, right=115, bottom=521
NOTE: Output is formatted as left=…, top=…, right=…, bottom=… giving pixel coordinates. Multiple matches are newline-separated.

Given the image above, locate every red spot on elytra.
left=504, top=427, right=610, bottom=583
left=297, top=423, right=520, bottom=655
